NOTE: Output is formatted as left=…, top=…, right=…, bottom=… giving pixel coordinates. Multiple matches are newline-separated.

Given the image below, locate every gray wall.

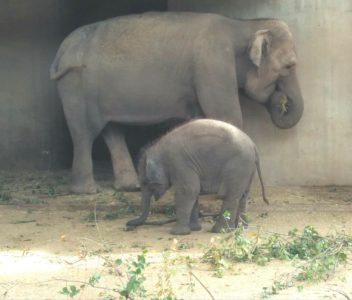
left=2, top=0, right=351, bottom=186
left=0, top=0, right=167, bottom=170
left=169, top=0, right=352, bottom=186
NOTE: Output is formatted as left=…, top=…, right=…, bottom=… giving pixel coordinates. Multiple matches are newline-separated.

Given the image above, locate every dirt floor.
left=0, top=169, right=352, bottom=299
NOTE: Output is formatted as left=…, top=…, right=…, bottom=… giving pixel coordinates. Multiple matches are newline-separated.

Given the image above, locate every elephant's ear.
left=249, top=29, right=271, bottom=67
left=146, top=158, right=163, bottom=184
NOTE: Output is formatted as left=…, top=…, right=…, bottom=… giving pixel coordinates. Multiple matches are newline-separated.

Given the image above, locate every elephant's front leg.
left=171, top=178, right=200, bottom=235
left=102, top=124, right=139, bottom=191
left=194, top=43, right=243, bottom=128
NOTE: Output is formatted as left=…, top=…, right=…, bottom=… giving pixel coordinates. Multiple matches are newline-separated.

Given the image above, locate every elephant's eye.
left=285, top=62, right=295, bottom=70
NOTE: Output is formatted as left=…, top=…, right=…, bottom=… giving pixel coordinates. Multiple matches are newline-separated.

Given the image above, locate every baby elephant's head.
left=138, top=151, right=169, bottom=201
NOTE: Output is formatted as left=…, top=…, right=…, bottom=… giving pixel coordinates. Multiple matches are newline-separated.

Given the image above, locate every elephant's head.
left=244, top=22, right=304, bottom=129
left=126, top=150, right=170, bottom=227
left=138, top=148, right=170, bottom=200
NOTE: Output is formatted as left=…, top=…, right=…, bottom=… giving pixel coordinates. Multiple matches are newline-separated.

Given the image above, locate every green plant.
left=58, top=251, right=148, bottom=299
left=23, top=197, right=46, bottom=205
left=116, top=250, right=148, bottom=299
left=184, top=255, right=196, bottom=292
left=113, top=190, right=131, bottom=203
left=164, top=205, right=176, bottom=218
left=88, top=273, right=102, bottom=286
left=84, top=212, right=96, bottom=222
left=46, top=184, right=57, bottom=197
left=203, top=225, right=352, bottom=295
left=202, top=225, right=254, bottom=271
left=0, top=183, right=11, bottom=204
left=0, top=191, right=11, bottom=203
left=105, top=191, right=135, bottom=219
left=59, top=273, right=101, bottom=298
left=177, top=241, right=193, bottom=250
left=60, top=285, right=80, bottom=298
left=131, top=241, right=146, bottom=249
left=261, top=279, right=293, bottom=298
left=154, top=252, right=176, bottom=300
left=294, top=244, right=350, bottom=282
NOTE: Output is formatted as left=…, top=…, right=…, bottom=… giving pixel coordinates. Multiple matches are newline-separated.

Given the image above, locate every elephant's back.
left=170, top=119, right=254, bottom=144
left=85, top=12, right=231, bottom=65
left=164, top=119, right=257, bottom=158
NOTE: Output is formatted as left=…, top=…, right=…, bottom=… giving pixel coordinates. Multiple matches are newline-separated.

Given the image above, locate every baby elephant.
left=127, top=119, right=268, bottom=235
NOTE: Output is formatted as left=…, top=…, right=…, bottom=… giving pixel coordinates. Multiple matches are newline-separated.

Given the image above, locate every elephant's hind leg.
left=102, top=124, right=139, bottom=191
left=212, top=161, right=252, bottom=233
left=58, top=73, right=103, bottom=194
left=234, top=172, right=255, bottom=228
left=211, top=191, right=241, bottom=233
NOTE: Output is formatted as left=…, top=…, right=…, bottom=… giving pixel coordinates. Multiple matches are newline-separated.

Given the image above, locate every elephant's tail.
left=254, top=147, right=269, bottom=205
left=50, top=57, right=85, bottom=81
left=49, top=38, right=87, bottom=81
left=50, top=24, right=96, bottom=80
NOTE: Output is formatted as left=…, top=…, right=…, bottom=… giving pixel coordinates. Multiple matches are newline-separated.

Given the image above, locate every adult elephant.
left=50, top=12, right=304, bottom=194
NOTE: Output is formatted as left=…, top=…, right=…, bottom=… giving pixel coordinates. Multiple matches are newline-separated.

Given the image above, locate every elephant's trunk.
left=267, top=70, right=304, bottom=129
left=126, top=188, right=152, bottom=227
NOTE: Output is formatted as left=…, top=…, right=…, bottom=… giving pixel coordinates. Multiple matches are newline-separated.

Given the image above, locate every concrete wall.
left=0, top=0, right=167, bottom=170
left=168, top=0, right=352, bottom=186
left=2, top=0, right=351, bottom=186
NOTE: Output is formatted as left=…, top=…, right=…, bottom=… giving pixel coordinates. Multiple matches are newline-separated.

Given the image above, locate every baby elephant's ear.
left=146, top=158, right=163, bottom=184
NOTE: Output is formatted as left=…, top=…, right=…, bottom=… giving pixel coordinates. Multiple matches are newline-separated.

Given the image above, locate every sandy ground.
left=0, top=170, right=352, bottom=299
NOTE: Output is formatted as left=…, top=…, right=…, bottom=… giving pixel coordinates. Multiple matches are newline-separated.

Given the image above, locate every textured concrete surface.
left=1, top=1, right=351, bottom=186
left=168, top=0, right=352, bottom=185
left=0, top=0, right=167, bottom=170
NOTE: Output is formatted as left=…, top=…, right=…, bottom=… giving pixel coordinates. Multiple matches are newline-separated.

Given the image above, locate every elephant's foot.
left=211, top=223, right=223, bottom=233
left=190, top=222, right=202, bottom=231
left=114, top=173, right=140, bottom=192
left=71, top=180, right=99, bottom=194
left=170, top=224, right=191, bottom=235
left=211, top=220, right=228, bottom=233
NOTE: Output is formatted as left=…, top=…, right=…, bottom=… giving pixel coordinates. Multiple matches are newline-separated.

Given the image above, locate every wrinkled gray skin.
left=127, top=119, right=269, bottom=235
left=50, top=12, right=304, bottom=194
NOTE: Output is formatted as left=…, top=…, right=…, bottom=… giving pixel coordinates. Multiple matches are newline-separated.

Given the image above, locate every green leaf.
left=89, top=273, right=101, bottom=286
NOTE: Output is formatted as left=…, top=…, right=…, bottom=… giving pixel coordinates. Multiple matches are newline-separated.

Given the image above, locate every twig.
left=53, top=277, right=116, bottom=292
left=144, top=218, right=176, bottom=225
left=190, top=271, right=215, bottom=300
left=135, top=212, right=219, bottom=227
left=11, top=220, right=36, bottom=224
left=63, top=258, right=85, bottom=265
left=81, top=237, right=107, bottom=248
left=199, top=212, right=219, bottom=218
left=327, top=288, right=351, bottom=300
left=94, top=201, right=100, bottom=236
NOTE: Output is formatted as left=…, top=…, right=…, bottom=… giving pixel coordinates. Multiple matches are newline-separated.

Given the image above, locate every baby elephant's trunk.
left=126, top=189, right=152, bottom=227
left=254, top=148, right=269, bottom=205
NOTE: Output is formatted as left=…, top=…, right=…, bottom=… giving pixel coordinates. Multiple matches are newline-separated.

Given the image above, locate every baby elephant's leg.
left=234, top=172, right=254, bottom=228
left=190, top=199, right=202, bottom=231
left=235, top=192, right=249, bottom=228
left=211, top=192, right=241, bottom=233
left=171, top=178, right=200, bottom=235
left=212, top=161, right=254, bottom=233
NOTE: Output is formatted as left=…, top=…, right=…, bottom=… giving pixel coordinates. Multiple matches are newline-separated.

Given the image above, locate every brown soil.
left=0, top=170, right=351, bottom=299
